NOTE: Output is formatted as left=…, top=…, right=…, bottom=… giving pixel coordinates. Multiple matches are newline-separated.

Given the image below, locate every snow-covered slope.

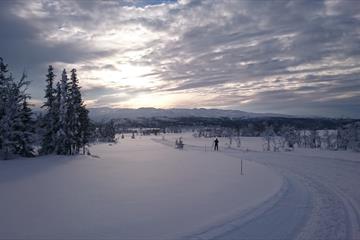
left=0, top=135, right=282, bottom=240
left=1, top=133, right=360, bottom=239
left=88, top=107, right=290, bottom=121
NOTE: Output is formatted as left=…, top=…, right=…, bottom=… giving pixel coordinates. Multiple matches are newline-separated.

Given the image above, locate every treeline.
left=108, top=116, right=358, bottom=131
left=0, top=57, right=96, bottom=160
left=258, top=123, right=360, bottom=152
left=193, top=122, right=360, bottom=152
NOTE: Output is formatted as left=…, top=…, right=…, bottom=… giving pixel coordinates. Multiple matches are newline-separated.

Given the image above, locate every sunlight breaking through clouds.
left=0, top=0, right=359, bottom=117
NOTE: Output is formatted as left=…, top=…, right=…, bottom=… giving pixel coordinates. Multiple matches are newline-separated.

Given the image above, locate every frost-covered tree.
left=16, top=96, right=35, bottom=157
left=309, top=130, right=321, bottom=148
left=262, top=125, right=275, bottom=151
left=0, top=58, right=10, bottom=97
left=67, top=68, right=90, bottom=154
left=46, top=68, right=90, bottom=155
left=55, top=69, right=70, bottom=155
left=336, top=126, right=348, bottom=150
left=96, top=121, right=116, bottom=142
left=0, top=77, right=17, bottom=159
left=322, top=130, right=337, bottom=150
left=66, top=69, right=79, bottom=154
left=40, top=65, right=57, bottom=154
left=53, top=82, right=61, bottom=153
left=338, top=122, right=360, bottom=152
left=348, top=122, right=360, bottom=151
left=0, top=58, right=32, bottom=159
left=280, top=125, right=297, bottom=149
left=0, top=58, right=12, bottom=150
left=78, top=106, right=90, bottom=154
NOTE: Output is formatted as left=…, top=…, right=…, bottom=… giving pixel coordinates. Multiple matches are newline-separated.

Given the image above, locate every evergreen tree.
left=53, top=82, right=62, bottom=154
left=67, top=68, right=82, bottom=154
left=0, top=76, right=17, bottom=159
left=68, top=68, right=90, bottom=154
left=103, top=120, right=116, bottom=142
left=16, top=96, right=35, bottom=157
left=79, top=106, right=90, bottom=154
left=0, top=57, right=10, bottom=151
left=40, top=65, right=56, bottom=154
left=0, top=63, right=30, bottom=159
left=56, top=69, right=69, bottom=155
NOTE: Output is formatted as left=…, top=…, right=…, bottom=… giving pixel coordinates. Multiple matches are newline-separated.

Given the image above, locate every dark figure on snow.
left=214, top=138, right=219, bottom=151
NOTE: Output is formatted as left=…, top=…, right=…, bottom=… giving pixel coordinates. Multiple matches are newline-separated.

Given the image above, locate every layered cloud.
left=0, top=0, right=359, bottom=117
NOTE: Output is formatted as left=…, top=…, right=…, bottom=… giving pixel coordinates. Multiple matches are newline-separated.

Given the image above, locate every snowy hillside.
left=1, top=133, right=360, bottom=239
left=0, top=135, right=281, bottom=239
left=88, top=107, right=291, bottom=121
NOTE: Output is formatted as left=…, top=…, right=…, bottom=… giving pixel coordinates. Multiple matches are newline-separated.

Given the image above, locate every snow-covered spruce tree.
left=0, top=67, right=32, bottom=159
left=0, top=57, right=10, bottom=151
left=53, top=82, right=61, bottom=153
left=51, top=68, right=90, bottom=155
left=56, top=69, right=70, bottom=155
left=78, top=105, right=90, bottom=154
left=0, top=77, right=16, bottom=159
left=15, top=96, right=35, bottom=157
left=67, top=69, right=82, bottom=154
left=40, top=65, right=57, bottom=154
left=67, top=68, right=89, bottom=154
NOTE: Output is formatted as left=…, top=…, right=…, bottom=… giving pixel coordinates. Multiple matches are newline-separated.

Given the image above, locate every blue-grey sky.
left=0, top=0, right=359, bottom=118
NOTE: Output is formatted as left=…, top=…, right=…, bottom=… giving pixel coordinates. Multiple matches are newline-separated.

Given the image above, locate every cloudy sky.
left=1, top=0, right=359, bottom=118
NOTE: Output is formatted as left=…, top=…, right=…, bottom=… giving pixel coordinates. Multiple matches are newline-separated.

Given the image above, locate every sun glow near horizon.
left=2, top=0, right=359, bottom=117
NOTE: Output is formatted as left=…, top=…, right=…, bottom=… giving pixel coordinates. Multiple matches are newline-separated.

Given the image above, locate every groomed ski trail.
left=234, top=150, right=360, bottom=240
left=154, top=138, right=360, bottom=240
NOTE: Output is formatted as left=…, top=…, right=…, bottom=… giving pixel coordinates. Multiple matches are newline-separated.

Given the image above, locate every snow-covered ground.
left=0, top=135, right=281, bottom=240
left=1, top=133, right=359, bottom=240
left=161, top=133, right=360, bottom=239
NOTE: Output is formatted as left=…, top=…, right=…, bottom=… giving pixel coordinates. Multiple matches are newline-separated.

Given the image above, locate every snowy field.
left=0, top=134, right=281, bottom=240
left=1, top=133, right=360, bottom=240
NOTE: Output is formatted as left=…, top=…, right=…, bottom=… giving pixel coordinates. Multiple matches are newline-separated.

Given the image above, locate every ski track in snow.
left=156, top=138, right=360, bottom=240
left=240, top=151, right=360, bottom=240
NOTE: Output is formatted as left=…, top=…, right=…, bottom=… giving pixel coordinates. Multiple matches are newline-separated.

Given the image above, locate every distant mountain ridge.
left=88, top=107, right=292, bottom=122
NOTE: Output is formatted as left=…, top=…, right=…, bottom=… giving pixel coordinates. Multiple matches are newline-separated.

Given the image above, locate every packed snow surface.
left=165, top=133, right=360, bottom=240
left=0, top=135, right=282, bottom=240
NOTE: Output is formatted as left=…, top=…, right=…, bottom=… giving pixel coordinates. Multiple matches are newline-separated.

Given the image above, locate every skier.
left=214, top=138, right=219, bottom=151
left=175, top=137, right=184, bottom=149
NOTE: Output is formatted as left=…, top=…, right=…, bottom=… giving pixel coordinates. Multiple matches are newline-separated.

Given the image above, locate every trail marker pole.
left=241, top=160, right=244, bottom=175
